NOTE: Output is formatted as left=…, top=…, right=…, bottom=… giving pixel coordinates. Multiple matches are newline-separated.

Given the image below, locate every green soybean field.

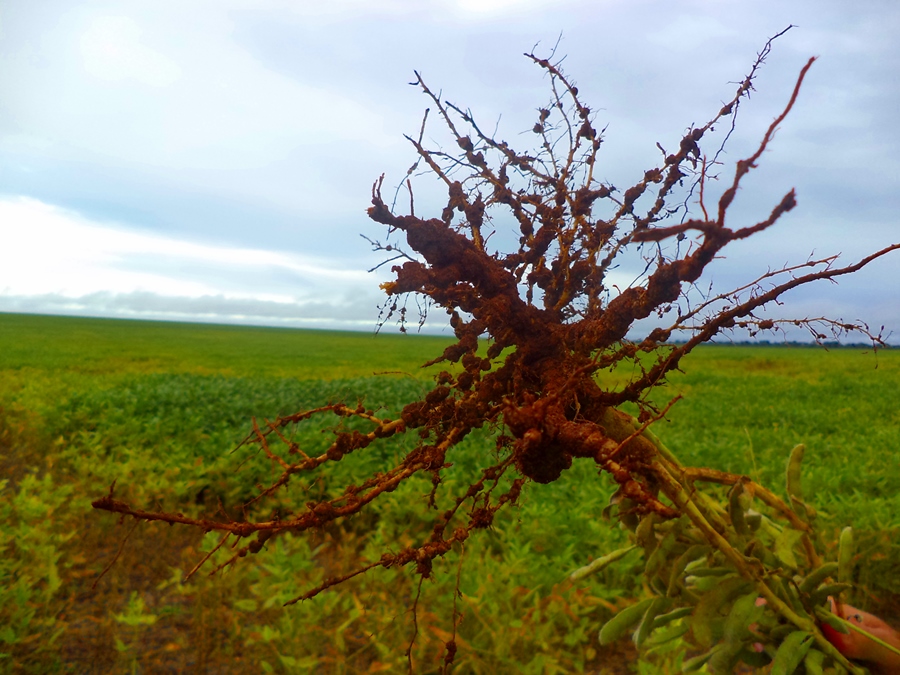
left=1, top=312, right=898, bottom=674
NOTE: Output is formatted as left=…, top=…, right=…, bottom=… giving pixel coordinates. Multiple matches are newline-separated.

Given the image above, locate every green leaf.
left=708, top=642, right=742, bottom=674
left=634, top=597, right=672, bottom=648
left=799, top=562, right=839, bottom=594
left=645, top=622, right=690, bottom=647
left=599, top=598, right=654, bottom=646
left=652, top=606, right=694, bottom=630
left=810, top=583, right=853, bottom=608
left=770, top=630, right=814, bottom=675
left=723, top=592, right=765, bottom=644
left=681, top=645, right=722, bottom=672
left=773, top=527, right=805, bottom=570
left=803, top=648, right=826, bottom=675
left=0, top=627, right=16, bottom=645
left=692, top=577, right=754, bottom=648
left=666, top=544, right=710, bottom=596
left=645, top=527, right=681, bottom=579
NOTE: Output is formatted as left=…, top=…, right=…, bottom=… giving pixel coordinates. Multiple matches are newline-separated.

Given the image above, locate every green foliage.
left=53, top=373, right=427, bottom=509
left=0, top=473, right=73, bottom=669
left=654, top=346, right=900, bottom=541
left=587, top=433, right=900, bottom=674
left=0, top=312, right=453, bottom=379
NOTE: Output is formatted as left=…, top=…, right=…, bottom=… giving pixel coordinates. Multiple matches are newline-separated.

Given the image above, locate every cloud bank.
left=0, top=196, right=396, bottom=331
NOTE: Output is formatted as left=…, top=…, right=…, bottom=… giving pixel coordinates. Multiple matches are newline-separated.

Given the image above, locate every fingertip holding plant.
left=92, top=26, right=899, bottom=673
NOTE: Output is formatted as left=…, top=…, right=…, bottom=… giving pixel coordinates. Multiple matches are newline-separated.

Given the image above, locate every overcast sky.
left=1, top=0, right=898, bottom=341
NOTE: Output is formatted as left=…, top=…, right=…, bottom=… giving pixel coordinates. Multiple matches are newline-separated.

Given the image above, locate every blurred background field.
left=1, top=313, right=898, bottom=673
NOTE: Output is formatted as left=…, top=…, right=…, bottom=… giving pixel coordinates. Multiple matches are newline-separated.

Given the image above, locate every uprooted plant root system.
left=94, top=29, right=899, bottom=673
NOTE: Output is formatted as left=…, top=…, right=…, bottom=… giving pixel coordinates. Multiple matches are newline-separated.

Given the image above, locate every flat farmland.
left=1, top=312, right=898, bottom=673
